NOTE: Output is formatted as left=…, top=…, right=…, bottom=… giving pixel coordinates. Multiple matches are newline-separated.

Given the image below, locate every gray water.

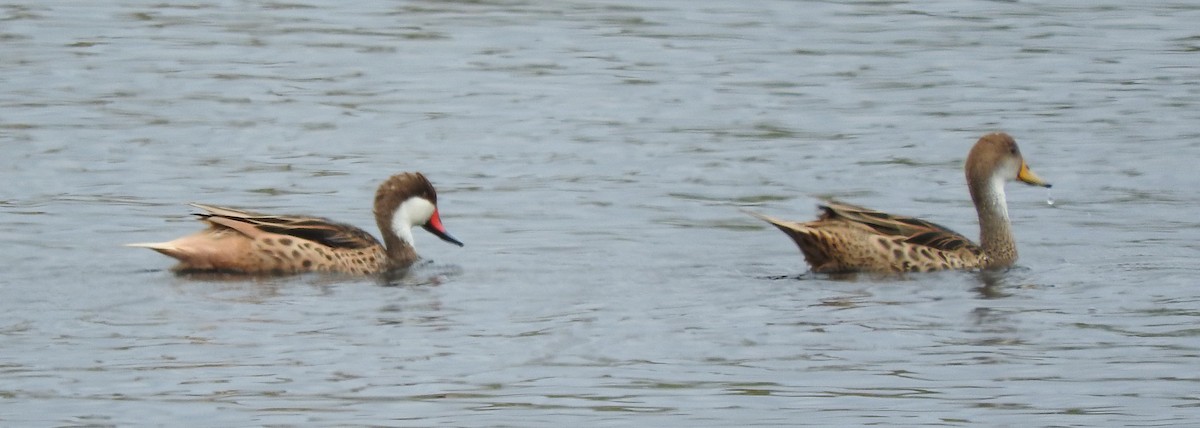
left=3, top=1, right=1200, bottom=426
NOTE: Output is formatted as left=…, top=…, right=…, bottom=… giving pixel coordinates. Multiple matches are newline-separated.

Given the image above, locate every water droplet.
left=1045, top=189, right=1055, bottom=206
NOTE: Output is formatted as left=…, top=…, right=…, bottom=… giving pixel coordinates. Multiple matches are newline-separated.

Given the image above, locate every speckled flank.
left=242, top=234, right=388, bottom=275
left=748, top=133, right=1048, bottom=274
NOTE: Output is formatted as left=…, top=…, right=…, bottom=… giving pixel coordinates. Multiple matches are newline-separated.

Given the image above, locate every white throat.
left=391, top=197, right=435, bottom=247
left=987, top=170, right=1011, bottom=222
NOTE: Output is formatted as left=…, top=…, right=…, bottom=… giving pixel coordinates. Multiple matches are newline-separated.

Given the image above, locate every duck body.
left=130, top=172, right=463, bottom=275
left=749, top=201, right=987, bottom=273
left=750, top=133, right=1050, bottom=274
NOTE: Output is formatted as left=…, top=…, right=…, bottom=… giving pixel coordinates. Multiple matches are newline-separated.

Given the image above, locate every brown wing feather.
left=191, top=203, right=380, bottom=250
left=820, top=200, right=978, bottom=254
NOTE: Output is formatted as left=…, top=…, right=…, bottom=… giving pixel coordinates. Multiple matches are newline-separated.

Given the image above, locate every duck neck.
left=969, top=175, right=1017, bottom=268
left=377, top=214, right=419, bottom=268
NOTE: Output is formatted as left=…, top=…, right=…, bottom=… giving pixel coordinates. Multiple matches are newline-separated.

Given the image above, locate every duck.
left=747, top=132, right=1050, bottom=273
left=128, top=172, right=464, bottom=275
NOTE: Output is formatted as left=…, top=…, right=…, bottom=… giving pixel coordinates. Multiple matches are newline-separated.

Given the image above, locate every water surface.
left=3, top=1, right=1199, bottom=426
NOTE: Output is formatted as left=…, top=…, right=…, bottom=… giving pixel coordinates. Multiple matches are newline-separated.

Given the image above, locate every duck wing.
left=819, top=200, right=978, bottom=253
left=190, top=203, right=379, bottom=250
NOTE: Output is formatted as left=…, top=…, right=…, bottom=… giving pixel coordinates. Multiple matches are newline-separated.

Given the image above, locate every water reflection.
left=160, top=260, right=462, bottom=292
left=973, top=270, right=1012, bottom=299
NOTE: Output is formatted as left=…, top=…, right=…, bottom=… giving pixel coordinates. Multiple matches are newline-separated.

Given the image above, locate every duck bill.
left=1017, top=162, right=1052, bottom=188
left=422, top=209, right=464, bottom=247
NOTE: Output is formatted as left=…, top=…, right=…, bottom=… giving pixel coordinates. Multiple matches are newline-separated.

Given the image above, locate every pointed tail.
left=126, top=242, right=184, bottom=258
left=744, top=210, right=831, bottom=271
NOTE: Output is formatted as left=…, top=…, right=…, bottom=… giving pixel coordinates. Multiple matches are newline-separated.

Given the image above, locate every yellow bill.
left=1017, top=162, right=1051, bottom=188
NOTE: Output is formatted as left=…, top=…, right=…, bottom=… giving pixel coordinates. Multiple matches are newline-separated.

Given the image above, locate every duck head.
left=374, top=172, right=464, bottom=249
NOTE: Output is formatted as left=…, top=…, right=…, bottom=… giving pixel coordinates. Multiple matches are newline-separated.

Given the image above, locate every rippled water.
left=3, top=1, right=1200, bottom=426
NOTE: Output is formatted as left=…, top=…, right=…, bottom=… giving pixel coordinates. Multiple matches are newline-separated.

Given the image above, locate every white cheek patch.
left=391, top=197, right=435, bottom=246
